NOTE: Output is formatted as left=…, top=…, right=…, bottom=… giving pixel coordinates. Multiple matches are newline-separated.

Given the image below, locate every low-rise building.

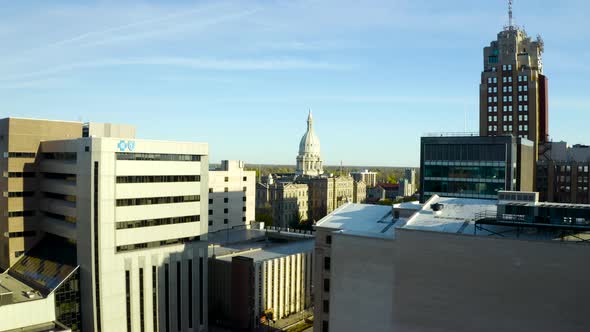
left=314, top=193, right=590, bottom=332
left=208, top=229, right=314, bottom=331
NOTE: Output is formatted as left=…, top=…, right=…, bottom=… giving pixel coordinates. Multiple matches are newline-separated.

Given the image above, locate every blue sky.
left=1, top=0, right=589, bottom=167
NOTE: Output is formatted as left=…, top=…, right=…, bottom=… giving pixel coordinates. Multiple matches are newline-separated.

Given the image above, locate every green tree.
left=257, top=213, right=273, bottom=226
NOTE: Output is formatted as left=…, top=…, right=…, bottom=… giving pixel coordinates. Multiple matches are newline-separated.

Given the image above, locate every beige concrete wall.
left=0, top=118, right=82, bottom=270
left=327, top=234, right=395, bottom=332
left=394, top=228, right=590, bottom=332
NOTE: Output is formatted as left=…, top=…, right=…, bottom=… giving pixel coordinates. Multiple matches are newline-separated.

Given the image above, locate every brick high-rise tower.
left=479, top=1, right=549, bottom=160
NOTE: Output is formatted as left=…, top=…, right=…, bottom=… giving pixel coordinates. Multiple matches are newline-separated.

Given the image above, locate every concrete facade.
left=313, top=201, right=590, bottom=332
left=38, top=136, right=210, bottom=332
left=208, top=160, right=255, bottom=232
left=0, top=117, right=83, bottom=270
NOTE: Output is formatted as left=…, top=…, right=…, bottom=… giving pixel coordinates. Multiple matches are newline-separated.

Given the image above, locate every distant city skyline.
left=1, top=0, right=589, bottom=166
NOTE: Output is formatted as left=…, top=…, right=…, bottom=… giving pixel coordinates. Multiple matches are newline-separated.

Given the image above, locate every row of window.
left=43, top=211, right=76, bottom=224
left=42, top=152, right=77, bottom=161
left=7, top=172, right=35, bottom=178
left=116, top=195, right=200, bottom=207
left=487, top=105, right=529, bottom=113
left=223, top=176, right=248, bottom=182
left=4, top=152, right=36, bottom=158
left=208, top=187, right=248, bottom=193
left=6, top=191, right=35, bottom=197
left=116, top=236, right=198, bottom=252
left=208, top=217, right=247, bottom=226
left=116, top=175, right=200, bottom=184
left=208, top=207, right=247, bottom=215
left=487, top=124, right=529, bottom=132
left=44, top=191, right=77, bottom=203
left=208, top=197, right=247, bottom=204
left=43, top=172, right=76, bottom=181
left=7, top=231, right=36, bottom=238
left=8, top=210, right=35, bottom=217
left=116, top=215, right=200, bottom=229
left=487, top=115, right=528, bottom=122
left=116, top=153, right=201, bottom=162
left=486, top=74, right=529, bottom=84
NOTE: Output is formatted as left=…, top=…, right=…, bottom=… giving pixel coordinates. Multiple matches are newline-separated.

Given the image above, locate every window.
left=224, top=208, right=228, bottom=214
left=502, top=65, right=507, bottom=71
left=518, top=85, right=522, bottom=92
left=324, top=257, right=331, bottom=270
left=188, top=260, right=193, bottom=329
left=242, top=196, right=247, bottom=202
left=208, top=210, right=212, bottom=215
left=323, top=300, right=330, bottom=314
left=116, top=195, right=200, bottom=207
left=488, top=87, right=492, bottom=93
left=224, top=198, right=228, bottom=203
left=224, top=187, right=228, bottom=193
left=8, top=211, right=35, bottom=218
left=524, top=115, right=528, bottom=121
left=503, top=96, right=507, bottom=102
left=208, top=199, right=213, bottom=204
left=518, top=105, right=523, bottom=111
left=115, top=215, right=200, bottom=229
left=493, top=106, right=497, bottom=112
left=524, top=125, right=528, bottom=131
left=519, top=125, right=522, bottom=131
left=524, top=105, right=528, bottom=111
left=488, top=97, right=492, bottom=103
left=488, top=125, right=492, bottom=131
left=243, top=176, right=247, bottom=181
left=7, top=231, right=36, bottom=238
left=507, top=64, right=512, bottom=70
left=116, top=153, right=200, bottom=162
left=323, top=279, right=330, bottom=292
left=7, top=191, right=34, bottom=197
left=508, top=76, right=512, bottom=82
left=8, top=172, right=35, bottom=178
left=116, top=175, right=200, bottom=183
left=488, top=106, right=493, bottom=112
left=139, top=268, right=145, bottom=332
left=493, top=96, right=497, bottom=102
left=126, top=271, right=131, bottom=332
left=224, top=218, right=228, bottom=224
left=493, top=77, right=497, bottom=83
left=243, top=186, right=247, bottom=192
left=322, top=321, right=329, bottom=332
left=326, top=235, right=332, bottom=245
left=502, top=86, right=507, bottom=93
left=488, top=116, right=492, bottom=122
left=518, top=75, right=522, bottom=82
left=518, top=95, right=523, bottom=102
left=209, top=188, right=213, bottom=193
left=7, top=152, right=36, bottom=158
left=503, top=77, right=507, bottom=83
left=524, top=95, right=528, bottom=101
left=487, top=77, right=492, bottom=84
left=242, top=207, right=247, bottom=212
left=152, top=267, right=158, bottom=331
left=208, top=219, right=212, bottom=226
left=242, top=217, right=246, bottom=222
left=508, top=86, right=512, bottom=92
left=523, top=75, right=528, bottom=81
left=523, top=85, right=528, bottom=91
left=224, top=177, right=229, bottom=182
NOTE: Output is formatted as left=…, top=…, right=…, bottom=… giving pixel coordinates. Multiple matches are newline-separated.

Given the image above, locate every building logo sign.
left=118, top=140, right=136, bottom=152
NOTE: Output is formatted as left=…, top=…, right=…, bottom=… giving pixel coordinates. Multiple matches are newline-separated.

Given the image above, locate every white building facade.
left=208, top=160, right=255, bottom=233
left=39, top=136, right=209, bottom=332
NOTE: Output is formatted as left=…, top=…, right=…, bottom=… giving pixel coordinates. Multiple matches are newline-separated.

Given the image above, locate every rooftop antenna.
left=340, top=160, right=343, bottom=176
left=508, top=0, right=514, bottom=29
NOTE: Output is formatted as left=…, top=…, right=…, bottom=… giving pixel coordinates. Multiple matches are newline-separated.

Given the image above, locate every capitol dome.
left=296, top=110, right=324, bottom=176
left=299, top=111, right=321, bottom=156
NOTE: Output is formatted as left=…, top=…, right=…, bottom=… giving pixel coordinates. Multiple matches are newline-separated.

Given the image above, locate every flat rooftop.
left=401, top=195, right=590, bottom=241
left=0, top=273, right=44, bottom=305
left=315, top=203, right=399, bottom=238
left=402, top=196, right=497, bottom=234
left=214, top=240, right=314, bottom=263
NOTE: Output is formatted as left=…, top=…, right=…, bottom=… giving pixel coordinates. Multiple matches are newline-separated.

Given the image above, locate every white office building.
left=39, top=134, right=209, bottom=332
left=208, top=160, right=255, bottom=233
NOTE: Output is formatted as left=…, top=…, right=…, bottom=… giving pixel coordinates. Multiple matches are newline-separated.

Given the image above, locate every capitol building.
left=257, top=112, right=366, bottom=227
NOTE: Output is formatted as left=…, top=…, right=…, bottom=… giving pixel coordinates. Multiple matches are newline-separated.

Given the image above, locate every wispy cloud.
left=0, top=57, right=349, bottom=83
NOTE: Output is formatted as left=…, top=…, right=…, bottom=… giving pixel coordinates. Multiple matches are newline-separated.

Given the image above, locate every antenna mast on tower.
left=508, top=0, right=514, bottom=29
